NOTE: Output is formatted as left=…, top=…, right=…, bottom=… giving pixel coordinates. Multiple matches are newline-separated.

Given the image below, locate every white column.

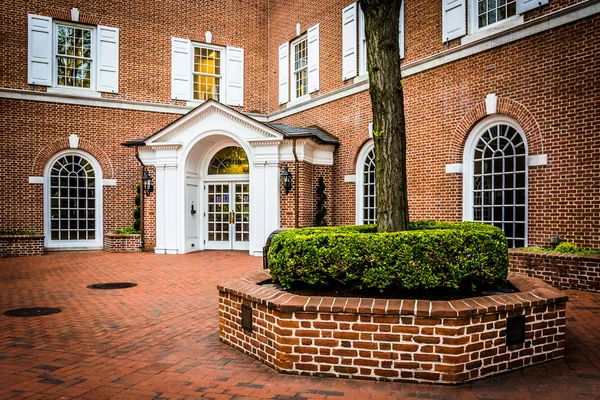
left=164, top=165, right=179, bottom=254
left=154, top=165, right=167, bottom=254
left=264, top=160, right=281, bottom=241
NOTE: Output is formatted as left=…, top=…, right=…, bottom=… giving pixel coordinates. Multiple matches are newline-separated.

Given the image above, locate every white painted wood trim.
left=29, top=176, right=44, bottom=184
left=528, top=154, right=547, bottom=167
left=46, top=87, right=102, bottom=98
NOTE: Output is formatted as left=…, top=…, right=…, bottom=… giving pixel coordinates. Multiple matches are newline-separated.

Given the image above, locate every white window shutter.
left=442, top=0, right=466, bottom=42
left=307, top=24, right=320, bottom=93
left=171, top=37, right=191, bottom=101
left=97, top=26, right=119, bottom=93
left=342, top=3, right=358, bottom=80
left=399, top=1, right=405, bottom=59
left=225, top=46, right=244, bottom=106
left=517, top=0, right=548, bottom=14
left=27, top=14, right=52, bottom=86
left=278, top=42, right=289, bottom=104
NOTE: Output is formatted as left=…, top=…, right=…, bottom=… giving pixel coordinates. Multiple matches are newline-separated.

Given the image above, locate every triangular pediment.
left=144, top=99, right=284, bottom=144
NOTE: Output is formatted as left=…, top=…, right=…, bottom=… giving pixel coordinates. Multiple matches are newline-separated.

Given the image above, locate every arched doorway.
left=463, top=116, right=528, bottom=247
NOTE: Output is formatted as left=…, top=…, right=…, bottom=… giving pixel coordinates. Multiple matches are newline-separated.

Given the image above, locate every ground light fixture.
left=281, top=166, right=293, bottom=194
left=142, top=168, right=154, bottom=197
left=550, top=235, right=561, bottom=247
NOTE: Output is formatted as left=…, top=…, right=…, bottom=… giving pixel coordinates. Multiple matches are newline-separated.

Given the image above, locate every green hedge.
left=268, top=221, right=508, bottom=292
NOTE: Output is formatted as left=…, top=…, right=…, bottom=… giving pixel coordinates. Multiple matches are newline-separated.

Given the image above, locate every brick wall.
left=104, top=233, right=141, bottom=253
left=509, top=249, right=600, bottom=293
left=0, top=235, right=44, bottom=258
left=219, top=271, right=567, bottom=384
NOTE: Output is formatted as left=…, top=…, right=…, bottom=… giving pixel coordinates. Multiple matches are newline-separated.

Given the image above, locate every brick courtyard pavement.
left=0, top=251, right=599, bottom=400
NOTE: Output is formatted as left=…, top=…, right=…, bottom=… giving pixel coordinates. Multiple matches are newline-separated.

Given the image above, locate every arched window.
left=355, top=141, right=376, bottom=225
left=208, top=146, right=249, bottom=175
left=46, top=152, right=103, bottom=248
left=464, top=117, right=528, bottom=247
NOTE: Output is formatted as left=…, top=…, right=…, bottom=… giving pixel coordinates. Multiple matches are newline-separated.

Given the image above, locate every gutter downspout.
left=134, top=147, right=145, bottom=250
left=292, top=138, right=299, bottom=228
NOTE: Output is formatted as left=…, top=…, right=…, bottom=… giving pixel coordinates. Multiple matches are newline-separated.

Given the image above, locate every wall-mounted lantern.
left=549, top=235, right=561, bottom=248
left=142, top=168, right=154, bottom=197
left=281, top=166, right=293, bottom=195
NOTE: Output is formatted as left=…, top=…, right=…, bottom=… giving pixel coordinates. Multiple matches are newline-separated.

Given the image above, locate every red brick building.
left=1, top=0, right=598, bottom=255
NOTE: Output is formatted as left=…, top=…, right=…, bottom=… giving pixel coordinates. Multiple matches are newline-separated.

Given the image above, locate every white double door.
left=205, top=181, right=250, bottom=250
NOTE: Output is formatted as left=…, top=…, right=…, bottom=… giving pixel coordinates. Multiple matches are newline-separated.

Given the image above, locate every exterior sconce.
left=142, top=168, right=154, bottom=196
left=281, top=166, right=293, bottom=194
left=549, top=235, right=560, bottom=247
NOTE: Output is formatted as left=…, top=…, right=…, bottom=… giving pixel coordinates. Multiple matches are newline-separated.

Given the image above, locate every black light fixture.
left=281, top=166, right=293, bottom=195
left=142, top=168, right=154, bottom=196
left=549, top=235, right=561, bottom=248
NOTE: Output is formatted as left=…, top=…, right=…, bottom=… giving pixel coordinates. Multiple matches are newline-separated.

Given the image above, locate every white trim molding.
left=445, top=163, right=463, bottom=174
left=102, top=179, right=117, bottom=186
left=486, top=93, right=497, bottom=115
left=69, top=134, right=79, bottom=148
left=344, top=174, right=356, bottom=182
left=29, top=176, right=44, bottom=184
left=355, top=139, right=375, bottom=225
left=528, top=154, right=548, bottom=167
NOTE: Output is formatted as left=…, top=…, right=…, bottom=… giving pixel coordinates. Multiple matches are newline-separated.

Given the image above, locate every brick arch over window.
left=32, top=137, right=114, bottom=179
left=449, top=98, right=542, bottom=163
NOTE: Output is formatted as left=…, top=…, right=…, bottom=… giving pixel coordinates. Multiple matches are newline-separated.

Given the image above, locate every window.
left=45, top=151, right=103, bottom=249
left=56, top=24, right=93, bottom=88
left=278, top=24, right=319, bottom=105
left=28, top=14, right=119, bottom=93
left=208, top=146, right=249, bottom=175
left=464, top=117, right=528, bottom=248
left=292, top=36, right=308, bottom=99
left=355, top=140, right=376, bottom=225
left=193, top=46, right=222, bottom=101
left=476, top=0, right=516, bottom=29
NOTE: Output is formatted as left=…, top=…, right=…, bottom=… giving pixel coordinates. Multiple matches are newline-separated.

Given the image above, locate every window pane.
left=207, top=147, right=249, bottom=175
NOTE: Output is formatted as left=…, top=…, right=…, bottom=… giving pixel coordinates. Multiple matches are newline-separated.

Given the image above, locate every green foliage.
left=116, top=227, right=141, bottom=235
left=553, top=242, right=579, bottom=253
left=133, top=185, right=141, bottom=231
left=268, top=221, right=508, bottom=292
left=0, top=229, right=36, bottom=235
left=316, top=177, right=327, bottom=226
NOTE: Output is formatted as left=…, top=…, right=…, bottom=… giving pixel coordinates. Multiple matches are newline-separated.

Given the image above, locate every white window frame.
left=462, top=114, right=528, bottom=247
left=355, top=139, right=376, bottom=225
left=51, top=21, right=97, bottom=93
left=290, top=34, right=309, bottom=103
left=44, top=149, right=104, bottom=250
left=465, top=0, right=524, bottom=43
left=191, top=43, right=227, bottom=104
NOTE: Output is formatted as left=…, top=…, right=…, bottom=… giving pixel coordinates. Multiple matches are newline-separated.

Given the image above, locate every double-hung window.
left=193, top=46, right=222, bottom=101
left=28, top=14, right=119, bottom=94
left=278, top=24, right=320, bottom=105
left=291, top=36, right=308, bottom=99
left=476, top=0, right=517, bottom=29
left=55, top=24, right=94, bottom=89
left=171, top=39, right=244, bottom=106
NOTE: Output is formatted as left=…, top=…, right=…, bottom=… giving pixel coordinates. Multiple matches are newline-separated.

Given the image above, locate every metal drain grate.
left=87, top=282, right=137, bottom=290
left=4, top=307, right=62, bottom=317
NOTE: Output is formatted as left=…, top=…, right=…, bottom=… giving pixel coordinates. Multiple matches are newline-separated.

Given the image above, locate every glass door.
left=205, top=182, right=249, bottom=250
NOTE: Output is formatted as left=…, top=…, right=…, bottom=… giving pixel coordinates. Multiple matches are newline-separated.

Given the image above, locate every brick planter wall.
left=0, top=235, right=44, bottom=258
left=104, top=233, right=141, bottom=253
left=219, top=272, right=567, bottom=384
left=509, top=249, right=600, bottom=293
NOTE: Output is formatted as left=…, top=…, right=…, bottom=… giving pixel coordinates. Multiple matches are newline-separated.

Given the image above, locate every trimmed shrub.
left=553, top=242, right=579, bottom=253
left=268, top=221, right=508, bottom=292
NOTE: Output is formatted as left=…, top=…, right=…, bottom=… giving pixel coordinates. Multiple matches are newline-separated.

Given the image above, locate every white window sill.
left=462, top=15, right=524, bottom=45
left=46, top=87, right=102, bottom=98
left=286, top=94, right=311, bottom=108
left=186, top=100, right=206, bottom=108
left=353, top=74, right=369, bottom=84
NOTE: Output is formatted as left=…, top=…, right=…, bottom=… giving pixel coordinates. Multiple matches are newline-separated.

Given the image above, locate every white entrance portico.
left=139, top=100, right=284, bottom=256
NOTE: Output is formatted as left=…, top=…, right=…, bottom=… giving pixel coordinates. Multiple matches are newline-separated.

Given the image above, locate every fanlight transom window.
left=472, top=124, right=527, bottom=247
left=363, top=148, right=376, bottom=224
left=49, top=155, right=96, bottom=241
left=208, top=146, right=249, bottom=175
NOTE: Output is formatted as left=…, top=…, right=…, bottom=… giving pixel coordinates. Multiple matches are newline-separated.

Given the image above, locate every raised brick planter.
left=509, top=249, right=600, bottom=293
left=0, top=235, right=44, bottom=258
left=218, top=272, right=567, bottom=384
left=104, top=233, right=141, bottom=253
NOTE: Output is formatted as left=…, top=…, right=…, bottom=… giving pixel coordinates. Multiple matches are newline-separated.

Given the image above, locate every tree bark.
left=361, top=0, right=409, bottom=232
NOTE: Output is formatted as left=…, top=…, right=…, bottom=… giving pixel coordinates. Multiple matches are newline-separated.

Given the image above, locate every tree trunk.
left=361, top=0, right=409, bottom=232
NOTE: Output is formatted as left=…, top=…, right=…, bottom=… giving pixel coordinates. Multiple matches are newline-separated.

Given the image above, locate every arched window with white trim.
left=45, top=150, right=103, bottom=249
left=355, top=140, right=376, bottom=224
left=463, top=116, right=528, bottom=247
